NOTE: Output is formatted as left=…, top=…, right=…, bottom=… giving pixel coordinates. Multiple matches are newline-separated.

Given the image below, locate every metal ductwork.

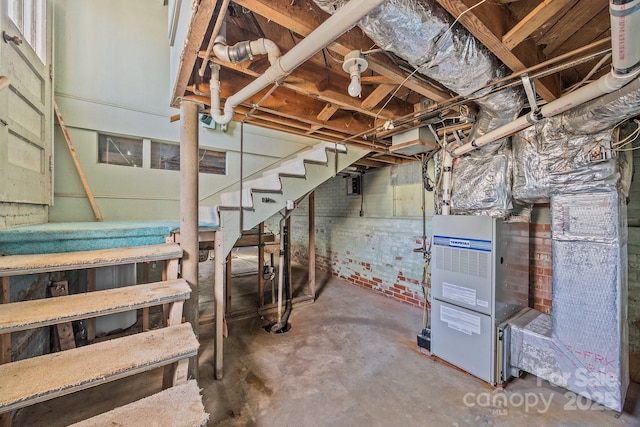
left=313, top=0, right=524, bottom=147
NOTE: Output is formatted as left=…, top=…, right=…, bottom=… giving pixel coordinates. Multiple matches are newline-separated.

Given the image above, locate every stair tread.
left=69, top=380, right=208, bottom=427
left=0, top=243, right=183, bottom=277
left=0, top=279, right=191, bottom=334
left=0, top=323, right=198, bottom=413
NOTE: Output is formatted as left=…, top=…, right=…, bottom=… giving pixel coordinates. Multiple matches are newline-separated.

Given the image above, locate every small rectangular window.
left=151, top=141, right=180, bottom=171
left=198, top=148, right=226, bottom=175
left=150, top=141, right=226, bottom=175
left=98, top=134, right=143, bottom=168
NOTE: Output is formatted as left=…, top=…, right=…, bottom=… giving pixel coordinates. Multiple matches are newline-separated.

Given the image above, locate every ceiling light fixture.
left=342, top=50, right=368, bottom=97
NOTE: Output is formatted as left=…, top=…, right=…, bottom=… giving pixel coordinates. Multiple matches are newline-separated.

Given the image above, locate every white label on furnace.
left=476, top=299, right=489, bottom=308
left=442, top=282, right=476, bottom=306
left=440, top=305, right=481, bottom=336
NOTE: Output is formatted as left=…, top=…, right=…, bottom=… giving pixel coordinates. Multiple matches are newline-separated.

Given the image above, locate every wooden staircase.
left=0, top=243, right=208, bottom=426
left=200, top=141, right=369, bottom=257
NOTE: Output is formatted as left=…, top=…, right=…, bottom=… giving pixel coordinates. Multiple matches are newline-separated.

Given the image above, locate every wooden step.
left=0, top=243, right=183, bottom=277
left=69, top=380, right=208, bottom=427
left=0, top=279, right=191, bottom=334
left=0, top=323, right=198, bottom=413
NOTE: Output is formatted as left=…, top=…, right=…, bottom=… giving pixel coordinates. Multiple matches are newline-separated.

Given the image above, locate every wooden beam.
left=354, top=158, right=389, bottom=168
left=361, top=84, right=396, bottom=111
left=317, top=103, right=340, bottom=122
left=171, top=0, right=217, bottom=107
left=539, top=0, right=607, bottom=56
left=0, top=279, right=8, bottom=427
left=1, top=277, right=9, bottom=364
left=435, top=0, right=561, bottom=101
left=232, top=0, right=452, bottom=102
left=54, top=103, right=103, bottom=222
left=225, top=254, right=232, bottom=316
left=207, top=56, right=410, bottom=120
left=213, top=228, right=225, bottom=380
left=361, top=76, right=396, bottom=85
left=502, top=0, right=576, bottom=50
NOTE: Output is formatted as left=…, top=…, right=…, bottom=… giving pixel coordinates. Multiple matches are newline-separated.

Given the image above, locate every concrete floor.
left=13, top=261, right=640, bottom=426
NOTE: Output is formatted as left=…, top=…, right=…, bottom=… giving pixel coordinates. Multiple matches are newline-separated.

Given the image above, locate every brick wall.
left=266, top=167, right=428, bottom=310
left=0, top=202, right=48, bottom=229
left=268, top=167, right=558, bottom=316
left=529, top=213, right=553, bottom=314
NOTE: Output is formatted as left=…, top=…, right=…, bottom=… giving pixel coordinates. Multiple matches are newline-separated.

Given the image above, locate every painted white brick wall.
left=266, top=165, right=432, bottom=308
left=0, top=202, right=48, bottom=229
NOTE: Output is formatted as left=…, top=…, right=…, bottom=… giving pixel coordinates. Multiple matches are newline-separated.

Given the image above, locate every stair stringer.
left=219, top=144, right=369, bottom=257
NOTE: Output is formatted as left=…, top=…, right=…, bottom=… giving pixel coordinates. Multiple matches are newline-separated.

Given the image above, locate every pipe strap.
left=614, top=59, right=640, bottom=76
left=610, top=1, right=640, bottom=16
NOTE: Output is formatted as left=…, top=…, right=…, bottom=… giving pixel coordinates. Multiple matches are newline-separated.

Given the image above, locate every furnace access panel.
left=431, top=215, right=529, bottom=384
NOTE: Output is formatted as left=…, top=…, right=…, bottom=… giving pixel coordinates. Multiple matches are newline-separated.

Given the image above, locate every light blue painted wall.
left=50, top=0, right=327, bottom=222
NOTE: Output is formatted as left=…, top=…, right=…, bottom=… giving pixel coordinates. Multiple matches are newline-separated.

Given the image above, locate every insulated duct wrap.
left=550, top=192, right=628, bottom=412
left=512, top=122, right=623, bottom=203
left=314, top=0, right=523, bottom=153
left=513, top=78, right=640, bottom=203
left=449, top=149, right=512, bottom=217
left=511, top=192, right=629, bottom=412
left=563, top=77, right=640, bottom=135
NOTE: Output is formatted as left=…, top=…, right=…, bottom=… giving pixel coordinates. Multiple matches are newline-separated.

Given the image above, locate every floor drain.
left=262, top=323, right=292, bottom=334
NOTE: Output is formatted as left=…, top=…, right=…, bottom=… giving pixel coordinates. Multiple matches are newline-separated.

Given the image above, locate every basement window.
left=150, top=141, right=226, bottom=175
left=151, top=141, right=180, bottom=171
left=98, top=134, right=143, bottom=168
left=198, top=148, right=226, bottom=175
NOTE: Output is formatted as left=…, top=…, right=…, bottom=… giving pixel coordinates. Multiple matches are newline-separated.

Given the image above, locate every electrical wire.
left=565, top=53, right=612, bottom=94
left=614, top=119, right=640, bottom=150
left=435, top=0, right=489, bottom=50
left=369, top=0, right=490, bottom=129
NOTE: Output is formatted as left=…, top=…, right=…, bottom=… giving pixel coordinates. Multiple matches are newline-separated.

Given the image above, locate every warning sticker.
left=440, top=305, right=481, bottom=335
left=442, top=282, right=476, bottom=306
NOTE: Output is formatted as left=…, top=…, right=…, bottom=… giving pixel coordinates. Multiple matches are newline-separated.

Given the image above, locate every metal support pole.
left=308, top=192, right=316, bottom=300
left=258, top=222, right=265, bottom=308
left=214, top=227, right=225, bottom=379
left=180, top=99, right=200, bottom=381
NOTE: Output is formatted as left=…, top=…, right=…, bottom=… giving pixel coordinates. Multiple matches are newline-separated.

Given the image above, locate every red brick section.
left=530, top=222, right=553, bottom=313
left=304, top=224, right=553, bottom=313
left=310, top=250, right=425, bottom=309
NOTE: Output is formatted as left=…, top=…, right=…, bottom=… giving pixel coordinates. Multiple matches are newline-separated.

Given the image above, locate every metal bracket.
left=520, top=74, right=541, bottom=117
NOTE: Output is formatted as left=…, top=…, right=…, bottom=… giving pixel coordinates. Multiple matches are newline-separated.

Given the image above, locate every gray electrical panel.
left=431, top=215, right=529, bottom=384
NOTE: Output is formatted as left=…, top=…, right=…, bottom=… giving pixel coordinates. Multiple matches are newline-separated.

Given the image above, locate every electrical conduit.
left=209, top=0, right=386, bottom=125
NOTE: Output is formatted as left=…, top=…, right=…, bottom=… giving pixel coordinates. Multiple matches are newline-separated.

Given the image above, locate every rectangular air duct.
left=390, top=127, right=439, bottom=156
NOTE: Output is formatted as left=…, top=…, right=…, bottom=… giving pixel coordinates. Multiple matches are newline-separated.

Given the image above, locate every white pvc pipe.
left=210, top=0, right=386, bottom=125
left=441, top=151, right=453, bottom=215
left=611, top=0, right=640, bottom=76
left=212, top=21, right=281, bottom=66
left=453, top=73, right=639, bottom=156
left=453, top=0, right=640, bottom=157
